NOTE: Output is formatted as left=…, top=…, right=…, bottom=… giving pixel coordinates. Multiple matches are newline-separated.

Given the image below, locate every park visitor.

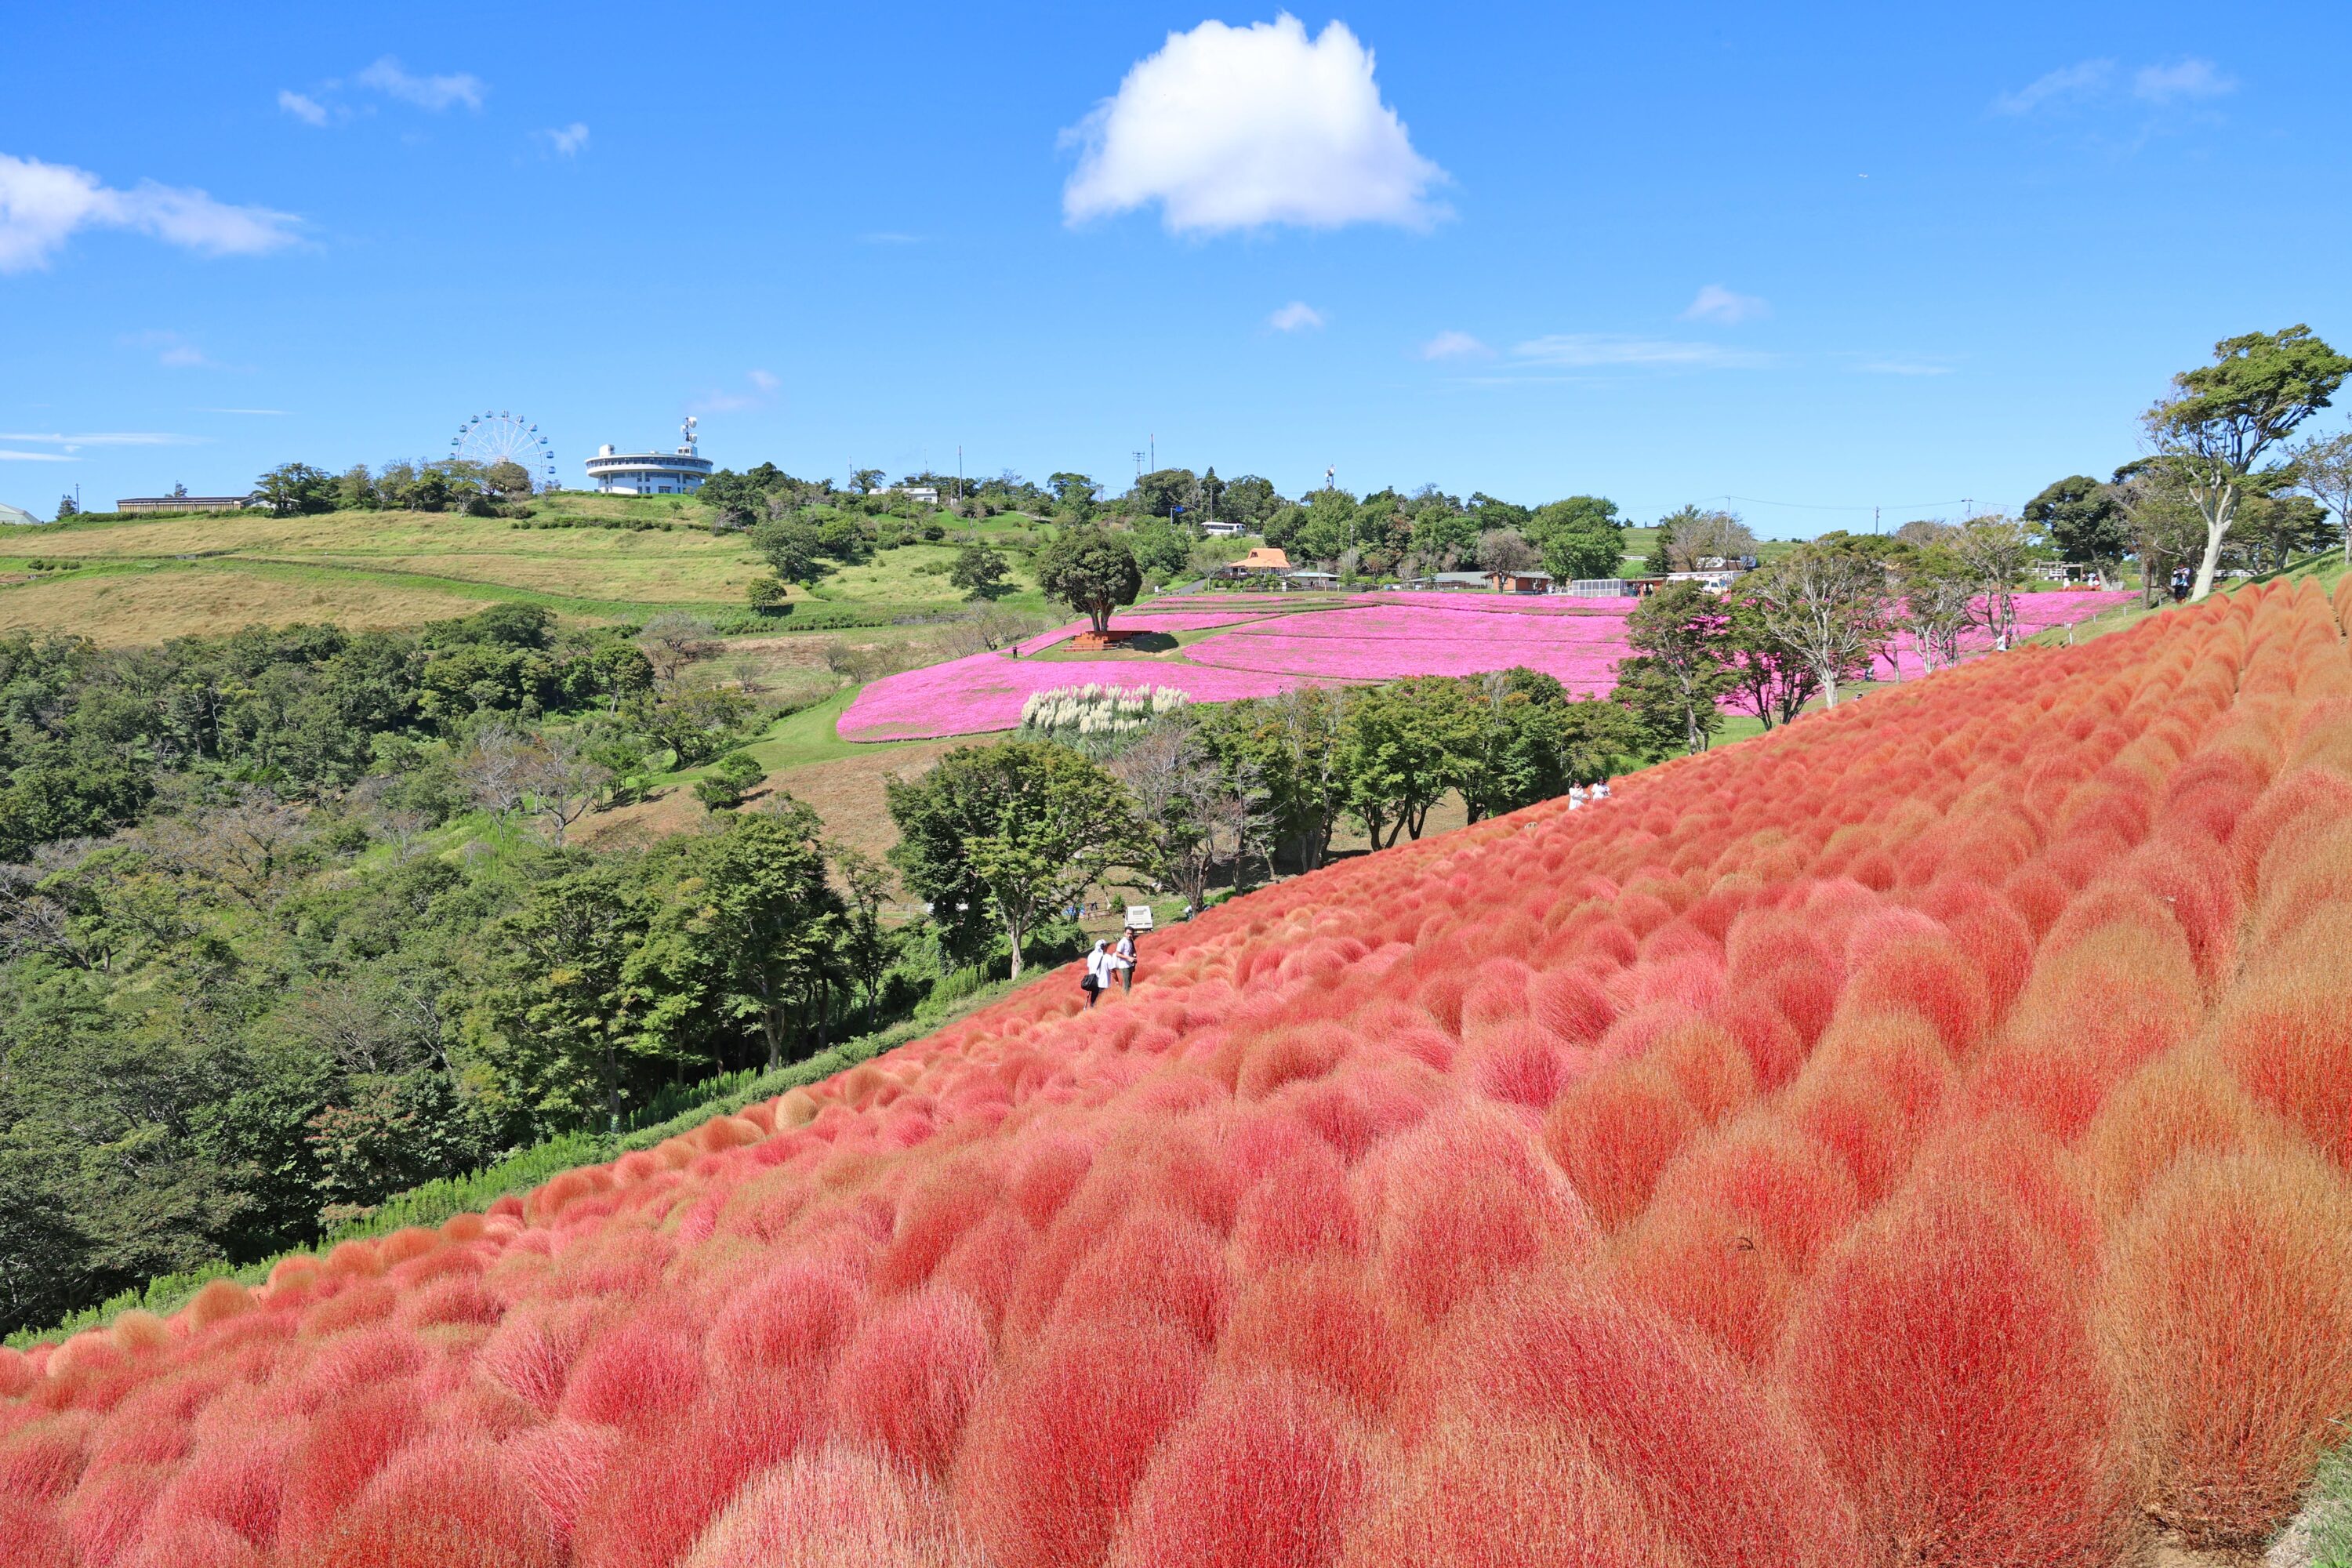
left=1081, top=941, right=1109, bottom=1007
left=1114, top=928, right=1138, bottom=993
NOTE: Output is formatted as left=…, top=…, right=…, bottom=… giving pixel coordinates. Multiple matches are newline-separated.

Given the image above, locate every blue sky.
left=5, top=2, right=2348, bottom=534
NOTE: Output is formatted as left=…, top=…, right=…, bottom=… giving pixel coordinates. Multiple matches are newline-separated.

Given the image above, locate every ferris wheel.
left=450, top=410, right=558, bottom=491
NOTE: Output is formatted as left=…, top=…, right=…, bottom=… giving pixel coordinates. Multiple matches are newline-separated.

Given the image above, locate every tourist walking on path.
left=1082, top=940, right=1109, bottom=1007
left=1114, top=928, right=1138, bottom=993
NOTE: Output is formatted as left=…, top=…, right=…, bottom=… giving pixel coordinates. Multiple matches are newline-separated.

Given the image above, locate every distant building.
left=0, top=502, right=40, bottom=527
left=1281, top=569, right=1341, bottom=590
left=1201, top=518, right=1247, bottom=538
left=1665, top=569, right=1741, bottom=593
left=1563, top=579, right=1639, bottom=598
left=585, top=416, right=713, bottom=495
left=117, top=495, right=255, bottom=515
left=1216, top=546, right=1290, bottom=579
left=1401, top=571, right=1490, bottom=592
left=1490, top=568, right=1553, bottom=594
left=872, top=484, right=940, bottom=505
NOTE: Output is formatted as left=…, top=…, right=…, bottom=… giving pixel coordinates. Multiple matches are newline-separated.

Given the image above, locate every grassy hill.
left=0, top=492, right=1058, bottom=644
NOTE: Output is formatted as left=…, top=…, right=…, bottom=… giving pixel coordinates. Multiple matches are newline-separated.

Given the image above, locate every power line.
left=1713, top=492, right=1976, bottom=514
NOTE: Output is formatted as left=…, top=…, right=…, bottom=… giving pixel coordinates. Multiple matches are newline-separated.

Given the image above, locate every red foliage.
left=19, top=583, right=2352, bottom=1561
left=1109, top=1368, right=1367, bottom=1568
left=1779, top=1183, right=2119, bottom=1564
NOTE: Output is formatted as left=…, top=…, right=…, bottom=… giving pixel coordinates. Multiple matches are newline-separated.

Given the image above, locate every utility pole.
left=1149, top=434, right=1156, bottom=471
left=1131, top=450, right=1145, bottom=481
left=1874, top=506, right=1880, bottom=535
left=956, top=445, right=963, bottom=504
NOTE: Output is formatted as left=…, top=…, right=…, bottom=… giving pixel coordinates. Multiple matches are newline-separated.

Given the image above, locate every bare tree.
left=1949, top=515, right=2034, bottom=650
left=1475, top=528, right=1541, bottom=575
left=143, top=789, right=313, bottom=907
left=1112, top=716, right=1244, bottom=913
left=727, top=652, right=766, bottom=694
left=942, top=606, right=1050, bottom=659
left=517, top=728, right=614, bottom=847
left=2294, top=428, right=2352, bottom=567
left=1747, top=544, right=1896, bottom=710
left=1665, top=509, right=1759, bottom=569
left=458, top=720, right=532, bottom=822
left=637, top=612, right=719, bottom=684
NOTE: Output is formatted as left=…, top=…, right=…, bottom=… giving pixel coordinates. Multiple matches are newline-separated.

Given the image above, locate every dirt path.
left=572, top=740, right=959, bottom=860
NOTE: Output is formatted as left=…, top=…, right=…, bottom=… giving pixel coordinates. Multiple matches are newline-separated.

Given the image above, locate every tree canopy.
left=1035, top=528, right=1143, bottom=633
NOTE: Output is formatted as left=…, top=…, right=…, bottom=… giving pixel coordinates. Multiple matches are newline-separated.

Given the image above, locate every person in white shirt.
left=1082, top=940, right=1109, bottom=1007
left=1113, top=929, right=1138, bottom=993
left=1568, top=783, right=1587, bottom=810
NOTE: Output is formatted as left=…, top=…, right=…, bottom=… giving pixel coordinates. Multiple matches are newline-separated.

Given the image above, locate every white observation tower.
left=584, top=416, right=714, bottom=495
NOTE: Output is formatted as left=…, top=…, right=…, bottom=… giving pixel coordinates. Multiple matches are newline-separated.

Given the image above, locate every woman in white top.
left=1083, top=941, right=1110, bottom=1007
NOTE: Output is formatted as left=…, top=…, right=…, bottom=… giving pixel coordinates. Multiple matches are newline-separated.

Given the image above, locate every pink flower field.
left=840, top=589, right=2139, bottom=740
left=837, top=652, right=1301, bottom=741
left=1012, top=608, right=1281, bottom=656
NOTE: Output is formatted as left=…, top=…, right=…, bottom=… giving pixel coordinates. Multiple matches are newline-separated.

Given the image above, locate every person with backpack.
left=1081, top=940, right=1109, bottom=1007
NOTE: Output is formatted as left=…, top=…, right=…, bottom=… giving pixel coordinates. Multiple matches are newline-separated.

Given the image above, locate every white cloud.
left=357, top=56, right=486, bottom=112
left=0, top=154, right=299, bottom=271
left=121, top=329, right=217, bottom=368
left=692, top=370, right=782, bottom=414
left=1992, top=59, right=2116, bottom=114
left=1268, top=300, right=1325, bottom=332
left=1855, top=359, right=1954, bottom=376
left=2134, top=59, right=2236, bottom=103
left=0, top=431, right=205, bottom=448
left=1511, top=334, right=1770, bottom=369
left=1063, top=15, right=1447, bottom=234
left=1418, top=330, right=1491, bottom=361
left=1682, top=284, right=1769, bottom=325
left=278, top=90, right=331, bottom=127
left=538, top=122, right=590, bottom=157
left=0, top=450, right=77, bottom=462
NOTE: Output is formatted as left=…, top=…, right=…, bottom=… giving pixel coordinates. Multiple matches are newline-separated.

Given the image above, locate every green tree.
left=1219, top=474, right=1280, bottom=528
left=1744, top=539, right=1896, bottom=708
left=1950, top=515, right=2034, bottom=650
left=1900, top=546, right=1978, bottom=672
left=885, top=739, right=1142, bottom=979
left=2143, top=325, right=2352, bottom=601
left=1197, top=687, right=1348, bottom=873
left=463, top=861, right=662, bottom=1134
left=630, top=804, right=844, bottom=1071
left=2024, top=476, right=2129, bottom=576
left=1340, top=677, right=1475, bottom=848
left=949, top=542, right=1013, bottom=601
left=1131, top=467, right=1200, bottom=519
left=55, top=493, right=78, bottom=519
left=1047, top=473, right=1100, bottom=520
left=1527, top=495, right=1625, bottom=581
left=255, top=463, right=337, bottom=517
left=483, top=459, right=533, bottom=501
left=830, top=844, right=901, bottom=1033
left=2292, top=429, right=2352, bottom=566
left=1456, top=669, right=1582, bottom=822
left=1034, top=528, right=1142, bottom=634
left=693, top=750, right=767, bottom=810
left=750, top=517, right=825, bottom=583
left=1617, top=582, right=1735, bottom=752
left=1127, top=521, right=1193, bottom=581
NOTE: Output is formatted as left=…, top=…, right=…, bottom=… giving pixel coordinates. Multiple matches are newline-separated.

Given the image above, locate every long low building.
left=117, top=495, right=255, bottom=515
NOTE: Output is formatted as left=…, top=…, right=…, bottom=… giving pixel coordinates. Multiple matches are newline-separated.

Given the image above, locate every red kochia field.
left=9, top=580, right=2352, bottom=1567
